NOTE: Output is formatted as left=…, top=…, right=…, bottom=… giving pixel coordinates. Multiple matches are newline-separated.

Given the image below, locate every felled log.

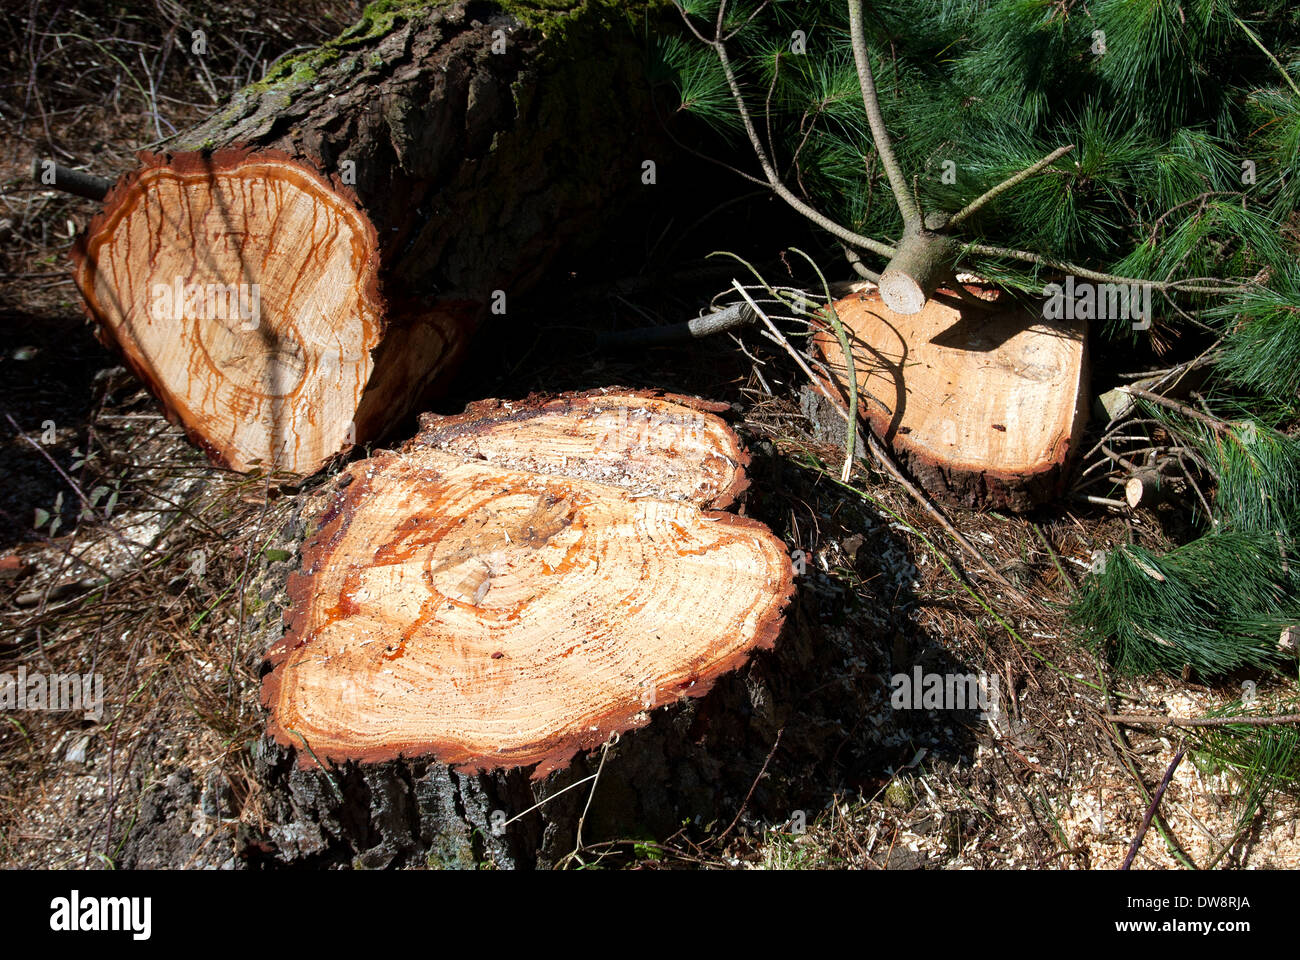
left=69, top=0, right=665, bottom=475
left=250, top=389, right=795, bottom=867
left=811, top=282, right=1089, bottom=511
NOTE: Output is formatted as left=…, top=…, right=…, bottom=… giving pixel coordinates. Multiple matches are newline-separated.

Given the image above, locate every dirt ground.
left=1, top=0, right=1297, bottom=870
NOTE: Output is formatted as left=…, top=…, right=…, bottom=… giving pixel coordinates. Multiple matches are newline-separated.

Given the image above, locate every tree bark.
left=70, top=0, right=669, bottom=475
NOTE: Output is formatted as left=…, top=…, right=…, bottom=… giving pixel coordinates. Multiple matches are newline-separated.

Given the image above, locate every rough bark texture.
left=812, top=283, right=1089, bottom=512
left=70, top=0, right=670, bottom=474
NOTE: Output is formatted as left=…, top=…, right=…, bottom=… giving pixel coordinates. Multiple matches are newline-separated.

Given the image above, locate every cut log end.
left=877, top=268, right=927, bottom=315
left=813, top=283, right=1089, bottom=511
left=261, top=390, right=793, bottom=778
left=70, top=148, right=470, bottom=475
left=1124, top=469, right=1166, bottom=509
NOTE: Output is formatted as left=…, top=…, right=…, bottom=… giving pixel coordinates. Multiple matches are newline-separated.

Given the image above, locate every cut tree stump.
left=251, top=389, right=795, bottom=867
left=69, top=0, right=667, bottom=475
left=811, top=282, right=1089, bottom=511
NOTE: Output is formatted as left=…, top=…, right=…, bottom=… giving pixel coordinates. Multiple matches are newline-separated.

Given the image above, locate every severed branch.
left=30, top=158, right=113, bottom=202
left=596, top=301, right=756, bottom=348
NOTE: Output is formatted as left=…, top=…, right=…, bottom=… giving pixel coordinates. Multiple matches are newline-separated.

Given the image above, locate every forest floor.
left=1, top=0, right=1297, bottom=870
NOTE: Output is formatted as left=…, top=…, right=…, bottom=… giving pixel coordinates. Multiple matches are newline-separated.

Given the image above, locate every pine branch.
left=962, top=241, right=1251, bottom=295
left=847, top=0, right=920, bottom=230
left=943, top=144, right=1075, bottom=229
left=674, top=1, right=897, bottom=260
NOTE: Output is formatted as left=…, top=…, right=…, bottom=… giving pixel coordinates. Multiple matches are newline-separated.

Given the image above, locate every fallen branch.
left=1106, top=712, right=1300, bottom=728
left=596, top=302, right=755, bottom=348
left=1120, top=746, right=1186, bottom=871
left=29, top=158, right=113, bottom=202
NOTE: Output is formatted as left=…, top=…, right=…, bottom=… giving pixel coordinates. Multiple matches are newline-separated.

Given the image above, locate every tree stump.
left=811, top=283, right=1089, bottom=511
left=69, top=0, right=667, bottom=475
left=249, top=389, right=796, bottom=867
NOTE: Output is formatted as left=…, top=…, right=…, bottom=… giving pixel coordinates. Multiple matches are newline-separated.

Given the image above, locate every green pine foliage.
left=1212, top=280, right=1300, bottom=400
left=1068, top=533, right=1300, bottom=676
left=653, top=0, right=1300, bottom=296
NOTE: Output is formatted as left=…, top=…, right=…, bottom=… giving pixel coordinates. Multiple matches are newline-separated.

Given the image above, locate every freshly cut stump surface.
left=813, top=283, right=1089, bottom=511
left=262, top=390, right=794, bottom=777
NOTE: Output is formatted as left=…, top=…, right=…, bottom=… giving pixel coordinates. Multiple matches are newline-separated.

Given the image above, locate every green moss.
left=230, top=0, right=669, bottom=108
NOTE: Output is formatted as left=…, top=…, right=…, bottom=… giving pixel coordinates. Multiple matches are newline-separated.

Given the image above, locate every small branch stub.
left=877, top=230, right=957, bottom=315
left=30, top=158, right=113, bottom=202
left=1124, top=468, right=1167, bottom=509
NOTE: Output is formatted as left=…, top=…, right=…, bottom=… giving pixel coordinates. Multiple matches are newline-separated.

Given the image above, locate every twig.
left=557, top=737, right=615, bottom=869
left=1105, top=712, right=1300, bottom=729
left=1118, top=386, right=1231, bottom=433
left=729, top=282, right=851, bottom=427
left=712, top=727, right=783, bottom=846
left=944, top=145, right=1075, bottom=228
left=287, top=729, right=345, bottom=803
left=1120, top=746, right=1186, bottom=870
left=501, top=770, right=600, bottom=829
left=596, top=302, right=755, bottom=348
